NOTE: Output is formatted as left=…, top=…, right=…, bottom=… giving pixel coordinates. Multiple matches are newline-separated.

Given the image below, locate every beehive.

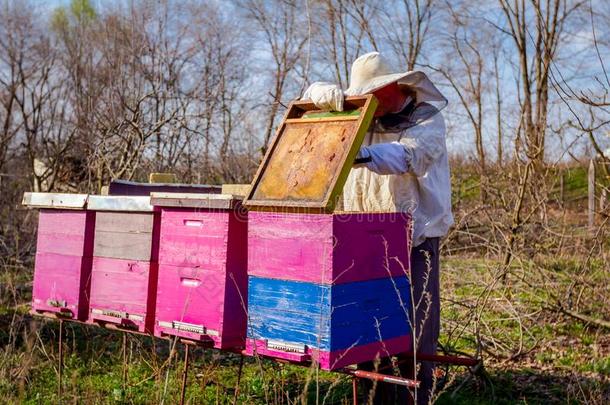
left=248, top=211, right=411, bottom=284
left=245, top=211, right=413, bottom=370
left=23, top=192, right=95, bottom=321
left=151, top=193, right=248, bottom=349
left=87, top=196, right=159, bottom=333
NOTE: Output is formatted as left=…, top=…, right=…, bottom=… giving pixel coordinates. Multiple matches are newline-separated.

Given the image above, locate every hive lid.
left=108, top=179, right=221, bottom=196
left=87, top=195, right=153, bottom=212
left=243, top=95, right=378, bottom=213
left=150, top=192, right=242, bottom=210
left=22, top=192, right=89, bottom=209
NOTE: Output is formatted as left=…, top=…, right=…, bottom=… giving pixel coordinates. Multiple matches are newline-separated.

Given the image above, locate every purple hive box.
left=87, top=195, right=160, bottom=333
left=23, top=192, right=95, bottom=321
left=151, top=193, right=248, bottom=349
left=248, top=211, right=411, bottom=284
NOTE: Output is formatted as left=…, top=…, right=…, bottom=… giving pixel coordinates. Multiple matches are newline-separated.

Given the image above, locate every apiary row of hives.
left=24, top=190, right=413, bottom=370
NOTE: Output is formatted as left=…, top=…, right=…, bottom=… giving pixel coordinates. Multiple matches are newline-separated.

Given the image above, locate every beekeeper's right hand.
left=301, top=82, right=344, bottom=111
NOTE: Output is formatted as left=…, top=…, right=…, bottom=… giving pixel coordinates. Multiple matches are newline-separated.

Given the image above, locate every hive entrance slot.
left=266, top=340, right=307, bottom=354
left=91, top=308, right=144, bottom=322
left=47, top=299, right=67, bottom=308
left=158, top=320, right=219, bottom=336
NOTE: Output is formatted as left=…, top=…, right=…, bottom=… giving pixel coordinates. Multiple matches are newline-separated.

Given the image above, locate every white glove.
left=302, top=82, right=344, bottom=111
left=355, top=142, right=410, bottom=175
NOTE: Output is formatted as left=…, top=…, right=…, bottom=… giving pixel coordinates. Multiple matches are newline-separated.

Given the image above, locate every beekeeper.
left=303, top=52, right=453, bottom=404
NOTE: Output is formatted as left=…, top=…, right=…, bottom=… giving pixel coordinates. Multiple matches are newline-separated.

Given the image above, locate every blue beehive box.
left=245, top=276, right=412, bottom=370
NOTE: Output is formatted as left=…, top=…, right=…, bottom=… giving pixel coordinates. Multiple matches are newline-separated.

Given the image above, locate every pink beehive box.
left=150, top=193, right=248, bottom=349
left=87, top=195, right=160, bottom=333
left=23, top=192, right=95, bottom=321
left=248, top=211, right=411, bottom=284
left=245, top=210, right=413, bottom=370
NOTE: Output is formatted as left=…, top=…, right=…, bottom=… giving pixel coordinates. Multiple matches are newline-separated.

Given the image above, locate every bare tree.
left=0, top=2, right=78, bottom=192
left=553, top=2, right=610, bottom=178
left=380, top=0, right=435, bottom=70
left=497, top=0, right=582, bottom=169
left=241, top=0, right=308, bottom=151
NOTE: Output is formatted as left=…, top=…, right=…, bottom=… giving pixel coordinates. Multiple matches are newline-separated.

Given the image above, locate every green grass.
left=1, top=256, right=608, bottom=404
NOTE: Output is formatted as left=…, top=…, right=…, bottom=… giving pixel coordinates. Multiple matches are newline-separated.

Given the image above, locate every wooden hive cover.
left=243, top=95, right=378, bottom=213
left=87, top=195, right=153, bottom=212
left=150, top=192, right=242, bottom=210
left=22, top=192, right=88, bottom=209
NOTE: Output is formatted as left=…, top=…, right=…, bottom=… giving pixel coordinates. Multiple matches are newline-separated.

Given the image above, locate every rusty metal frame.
left=35, top=303, right=481, bottom=405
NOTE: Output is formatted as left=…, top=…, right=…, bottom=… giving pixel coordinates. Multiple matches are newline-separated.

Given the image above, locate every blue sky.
left=27, top=0, right=610, bottom=161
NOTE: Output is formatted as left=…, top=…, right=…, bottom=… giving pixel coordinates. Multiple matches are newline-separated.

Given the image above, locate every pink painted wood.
left=248, top=211, right=411, bottom=284
left=89, top=257, right=157, bottom=333
left=89, top=210, right=160, bottom=333
left=32, top=253, right=93, bottom=320
left=36, top=209, right=94, bottom=257
left=154, top=208, right=247, bottom=349
left=245, top=334, right=412, bottom=370
left=31, top=210, right=95, bottom=321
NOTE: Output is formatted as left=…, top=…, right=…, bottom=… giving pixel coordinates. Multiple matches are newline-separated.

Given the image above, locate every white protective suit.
left=303, top=74, right=453, bottom=247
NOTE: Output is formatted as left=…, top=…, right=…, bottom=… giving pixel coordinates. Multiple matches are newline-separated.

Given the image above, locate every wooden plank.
left=22, top=192, right=88, bottom=209
left=246, top=333, right=411, bottom=370
left=221, top=184, right=251, bottom=196
left=244, top=95, right=378, bottom=212
left=155, top=264, right=226, bottom=336
left=149, top=173, right=177, bottom=183
left=95, top=212, right=154, bottom=234
left=93, top=231, right=153, bottom=261
left=248, top=211, right=334, bottom=282
left=88, top=195, right=153, bottom=212
left=150, top=193, right=241, bottom=209
left=108, top=179, right=221, bottom=196
left=302, top=110, right=361, bottom=119
left=284, top=115, right=360, bottom=124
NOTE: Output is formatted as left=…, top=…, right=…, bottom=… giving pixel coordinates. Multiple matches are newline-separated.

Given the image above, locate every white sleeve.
left=301, top=82, right=344, bottom=111
left=398, top=112, right=446, bottom=177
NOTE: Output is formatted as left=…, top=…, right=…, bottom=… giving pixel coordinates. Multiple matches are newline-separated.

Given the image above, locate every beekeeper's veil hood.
left=344, top=52, right=447, bottom=112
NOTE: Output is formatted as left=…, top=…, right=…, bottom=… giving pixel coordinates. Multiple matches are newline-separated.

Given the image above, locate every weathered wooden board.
left=221, top=184, right=251, bottom=197
left=246, top=335, right=412, bottom=371
left=88, top=195, right=153, bottom=212
left=246, top=276, right=412, bottom=370
left=150, top=193, right=242, bottom=210
left=95, top=211, right=154, bottom=233
left=93, top=211, right=155, bottom=261
left=244, top=95, right=378, bottom=212
left=22, top=192, right=88, bottom=209
left=248, top=211, right=411, bottom=284
left=93, top=231, right=153, bottom=261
